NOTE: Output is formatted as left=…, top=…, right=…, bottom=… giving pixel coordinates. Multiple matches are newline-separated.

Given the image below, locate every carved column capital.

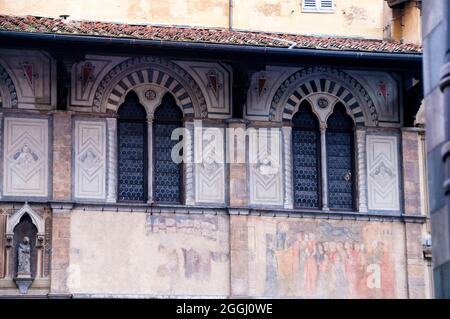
left=320, top=123, right=328, bottom=133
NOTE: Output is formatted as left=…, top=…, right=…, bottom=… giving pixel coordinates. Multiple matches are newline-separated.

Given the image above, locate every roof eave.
left=0, top=30, right=423, bottom=63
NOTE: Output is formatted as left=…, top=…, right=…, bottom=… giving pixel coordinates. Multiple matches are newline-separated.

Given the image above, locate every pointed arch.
left=6, top=203, right=44, bottom=236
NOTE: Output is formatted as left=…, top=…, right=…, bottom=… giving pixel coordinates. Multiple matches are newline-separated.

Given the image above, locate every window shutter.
left=303, top=0, right=318, bottom=10
left=320, top=0, right=334, bottom=10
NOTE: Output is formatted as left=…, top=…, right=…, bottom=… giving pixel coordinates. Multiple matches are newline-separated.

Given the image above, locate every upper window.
left=153, top=93, right=183, bottom=204
left=326, top=103, right=355, bottom=210
left=117, top=91, right=148, bottom=202
left=292, top=101, right=321, bottom=209
left=302, top=0, right=334, bottom=13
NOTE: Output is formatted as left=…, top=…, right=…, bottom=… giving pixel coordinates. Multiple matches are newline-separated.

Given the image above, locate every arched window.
left=326, top=103, right=355, bottom=210
left=117, top=91, right=148, bottom=202
left=292, top=101, right=321, bottom=209
left=153, top=93, right=183, bottom=203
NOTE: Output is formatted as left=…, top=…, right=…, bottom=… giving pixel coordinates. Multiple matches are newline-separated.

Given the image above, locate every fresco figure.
left=303, top=236, right=318, bottom=296
left=264, top=234, right=278, bottom=296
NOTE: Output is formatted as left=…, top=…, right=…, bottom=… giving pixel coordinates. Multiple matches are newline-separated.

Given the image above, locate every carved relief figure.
left=258, top=157, right=279, bottom=176
left=17, top=236, right=31, bottom=277
left=79, top=149, right=100, bottom=173
left=12, top=144, right=39, bottom=170
left=370, top=162, right=394, bottom=185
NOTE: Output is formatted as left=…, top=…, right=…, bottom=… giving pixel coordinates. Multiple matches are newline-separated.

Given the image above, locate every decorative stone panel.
left=249, top=128, right=283, bottom=206
left=73, top=120, right=106, bottom=200
left=194, top=126, right=225, bottom=204
left=0, top=49, right=55, bottom=109
left=366, top=134, right=400, bottom=211
left=175, top=61, right=231, bottom=118
left=2, top=116, right=50, bottom=198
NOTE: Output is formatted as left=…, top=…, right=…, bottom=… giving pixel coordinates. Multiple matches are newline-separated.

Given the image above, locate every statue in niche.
left=17, top=236, right=31, bottom=278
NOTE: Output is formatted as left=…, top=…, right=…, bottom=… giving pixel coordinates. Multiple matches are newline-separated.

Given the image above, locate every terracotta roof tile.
left=0, top=14, right=422, bottom=54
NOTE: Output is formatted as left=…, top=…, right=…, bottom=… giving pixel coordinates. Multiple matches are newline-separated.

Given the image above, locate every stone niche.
left=2, top=203, right=49, bottom=295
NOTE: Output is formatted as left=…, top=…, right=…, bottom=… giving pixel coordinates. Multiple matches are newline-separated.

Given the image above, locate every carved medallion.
left=317, top=97, right=329, bottom=109
left=144, top=89, right=157, bottom=101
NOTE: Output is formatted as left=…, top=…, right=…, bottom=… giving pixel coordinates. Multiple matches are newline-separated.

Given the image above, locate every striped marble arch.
left=283, top=78, right=364, bottom=124
left=270, top=67, right=379, bottom=126
left=93, top=57, right=208, bottom=118
left=105, top=68, right=194, bottom=114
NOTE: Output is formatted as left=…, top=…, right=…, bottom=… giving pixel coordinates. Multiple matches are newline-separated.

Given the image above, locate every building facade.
left=422, top=0, right=450, bottom=298
left=0, top=0, right=431, bottom=298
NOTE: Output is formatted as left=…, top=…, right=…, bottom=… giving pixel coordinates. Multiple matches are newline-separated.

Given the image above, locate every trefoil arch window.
left=153, top=93, right=183, bottom=204
left=117, top=91, right=148, bottom=202
left=326, top=103, right=355, bottom=210
left=292, top=100, right=321, bottom=209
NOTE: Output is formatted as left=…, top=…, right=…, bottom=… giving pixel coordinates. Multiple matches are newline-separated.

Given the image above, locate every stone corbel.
left=5, top=233, right=13, bottom=248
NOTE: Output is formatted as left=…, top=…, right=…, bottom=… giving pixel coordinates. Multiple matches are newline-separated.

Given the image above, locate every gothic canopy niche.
left=0, top=63, right=18, bottom=109
left=92, top=56, right=208, bottom=118
left=5, top=203, right=45, bottom=244
left=270, top=67, right=379, bottom=126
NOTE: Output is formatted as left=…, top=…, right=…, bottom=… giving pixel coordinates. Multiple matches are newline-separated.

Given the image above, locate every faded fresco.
left=235, top=216, right=407, bottom=299
left=68, top=211, right=229, bottom=295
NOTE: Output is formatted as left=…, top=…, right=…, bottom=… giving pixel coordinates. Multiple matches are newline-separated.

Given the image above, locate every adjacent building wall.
left=0, top=0, right=408, bottom=40
left=423, top=0, right=450, bottom=298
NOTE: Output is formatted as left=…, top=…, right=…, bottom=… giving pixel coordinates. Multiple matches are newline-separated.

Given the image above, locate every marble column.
left=106, top=118, right=117, bottom=203
left=282, top=125, right=293, bottom=209
left=147, top=116, right=154, bottom=204
left=356, top=128, right=368, bottom=213
left=185, top=121, right=195, bottom=205
left=320, top=123, right=329, bottom=211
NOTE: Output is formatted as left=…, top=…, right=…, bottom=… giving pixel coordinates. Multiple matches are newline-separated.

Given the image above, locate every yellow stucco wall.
left=233, top=0, right=385, bottom=38
left=0, top=0, right=230, bottom=28
left=0, top=0, right=420, bottom=41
